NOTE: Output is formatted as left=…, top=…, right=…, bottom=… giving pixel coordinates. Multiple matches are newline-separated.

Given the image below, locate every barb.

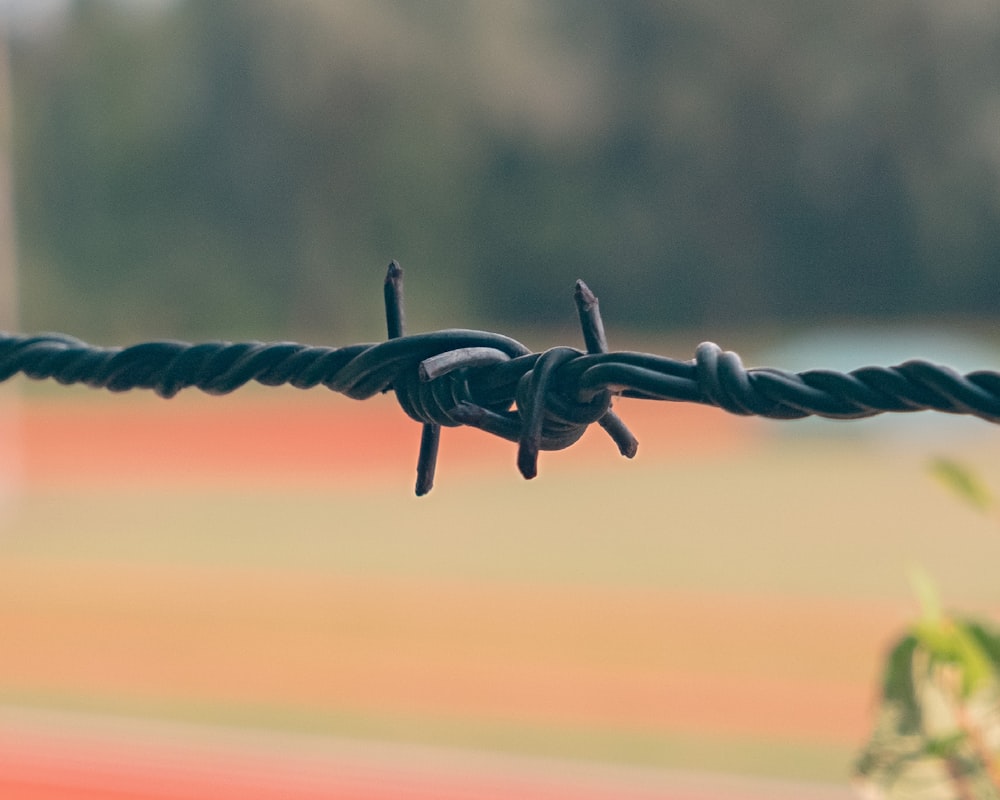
left=2, top=262, right=1000, bottom=494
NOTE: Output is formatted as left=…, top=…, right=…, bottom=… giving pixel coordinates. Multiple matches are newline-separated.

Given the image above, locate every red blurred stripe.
left=14, top=394, right=754, bottom=489
left=0, top=713, right=850, bottom=800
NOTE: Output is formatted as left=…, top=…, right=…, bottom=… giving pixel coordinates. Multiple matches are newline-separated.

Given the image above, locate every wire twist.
left=2, top=261, right=999, bottom=494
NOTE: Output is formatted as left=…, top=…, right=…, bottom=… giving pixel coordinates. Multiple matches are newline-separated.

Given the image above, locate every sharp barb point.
left=384, top=261, right=406, bottom=342
left=517, top=443, right=539, bottom=480
left=599, top=410, right=639, bottom=458
left=574, top=279, right=597, bottom=308
left=414, top=422, right=440, bottom=496
left=574, top=278, right=608, bottom=355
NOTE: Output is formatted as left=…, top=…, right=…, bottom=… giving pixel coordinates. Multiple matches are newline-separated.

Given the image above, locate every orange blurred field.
left=13, top=389, right=752, bottom=489
left=3, top=389, right=996, bottom=798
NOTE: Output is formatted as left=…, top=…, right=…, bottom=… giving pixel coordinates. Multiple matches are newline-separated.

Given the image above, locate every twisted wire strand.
left=2, top=263, right=998, bottom=493
left=3, top=333, right=998, bottom=433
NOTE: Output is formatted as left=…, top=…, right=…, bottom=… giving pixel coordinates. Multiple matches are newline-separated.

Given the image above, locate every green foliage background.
left=8, top=0, right=1000, bottom=340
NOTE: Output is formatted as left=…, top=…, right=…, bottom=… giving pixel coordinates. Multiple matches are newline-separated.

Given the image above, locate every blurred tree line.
left=8, top=0, right=1000, bottom=341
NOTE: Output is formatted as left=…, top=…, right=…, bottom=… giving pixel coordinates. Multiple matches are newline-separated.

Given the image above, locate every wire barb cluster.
left=2, top=262, right=999, bottom=494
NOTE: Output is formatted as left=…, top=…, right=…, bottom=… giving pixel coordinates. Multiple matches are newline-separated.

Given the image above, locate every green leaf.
left=965, top=620, right=1000, bottom=672
left=929, top=458, right=994, bottom=513
left=912, top=617, right=995, bottom=697
left=923, top=731, right=967, bottom=757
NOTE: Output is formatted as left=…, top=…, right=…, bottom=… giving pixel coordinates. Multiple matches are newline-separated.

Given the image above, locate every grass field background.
left=1, top=386, right=999, bottom=798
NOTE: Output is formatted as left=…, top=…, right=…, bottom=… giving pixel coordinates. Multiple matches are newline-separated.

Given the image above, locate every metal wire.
left=2, top=262, right=999, bottom=494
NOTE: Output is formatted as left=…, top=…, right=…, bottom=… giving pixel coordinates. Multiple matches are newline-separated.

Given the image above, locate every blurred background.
left=1, top=1, right=1000, bottom=798
left=5, top=0, right=1000, bottom=341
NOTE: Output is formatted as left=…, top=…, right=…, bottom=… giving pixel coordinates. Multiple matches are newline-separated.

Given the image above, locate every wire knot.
left=384, top=263, right=638, bottom=493
left=429, top=346, right=612, bottom=479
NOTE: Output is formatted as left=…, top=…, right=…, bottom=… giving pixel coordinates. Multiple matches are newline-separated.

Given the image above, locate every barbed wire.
left=2, top=261, right=999, bottom=494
